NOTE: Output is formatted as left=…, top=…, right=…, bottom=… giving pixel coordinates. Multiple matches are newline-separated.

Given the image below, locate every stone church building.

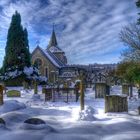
left=31, top=29, right=68, bottom=83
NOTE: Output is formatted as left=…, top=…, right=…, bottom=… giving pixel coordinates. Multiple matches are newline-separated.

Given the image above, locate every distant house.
left=31, top=29, right=67, bottom=83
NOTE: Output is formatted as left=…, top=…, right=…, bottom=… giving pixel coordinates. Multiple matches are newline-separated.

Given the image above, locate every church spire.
left=48, top=25, right=58, bottom=48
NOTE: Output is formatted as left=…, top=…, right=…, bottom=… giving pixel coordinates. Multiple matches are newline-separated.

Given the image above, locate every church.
left=31, top=28, right=77, bottom=83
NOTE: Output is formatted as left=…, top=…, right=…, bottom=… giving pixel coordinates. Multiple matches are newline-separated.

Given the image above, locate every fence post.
left=80, top=80, right=84, bottom=111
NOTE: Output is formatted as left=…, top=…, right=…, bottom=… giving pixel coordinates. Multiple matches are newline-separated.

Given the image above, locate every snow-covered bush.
left=0, top=66, right=39, bottom=81
left=0, top=66, right=47, bottom=86
left=1, top=112, right=30, bottom=124
left=79, top=106, right=97, bottom=121
left=0, top=100, right=26, bottom=113
left=37, top=76, right=47, bottom=83
left=23, top=67, right=34, bottom=76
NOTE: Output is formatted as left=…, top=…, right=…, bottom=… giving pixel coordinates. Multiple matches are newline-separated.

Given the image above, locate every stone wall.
left=31, top=49, right=58, bottom=83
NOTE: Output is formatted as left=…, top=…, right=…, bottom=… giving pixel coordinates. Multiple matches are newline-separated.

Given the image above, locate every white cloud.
left=0, top=0, right=138, bottom=67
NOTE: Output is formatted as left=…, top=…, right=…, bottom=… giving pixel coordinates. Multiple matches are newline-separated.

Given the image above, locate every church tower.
left=48, top=27, right=58, bottom=49
left=47, top=27, right=67, bottom=65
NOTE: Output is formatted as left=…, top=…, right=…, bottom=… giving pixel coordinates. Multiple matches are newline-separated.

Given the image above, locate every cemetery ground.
left=0, top=85, right=140, bottom=140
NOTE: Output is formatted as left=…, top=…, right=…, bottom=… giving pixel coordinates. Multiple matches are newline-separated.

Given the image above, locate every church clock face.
left=34, top=58, right=42, bottom=69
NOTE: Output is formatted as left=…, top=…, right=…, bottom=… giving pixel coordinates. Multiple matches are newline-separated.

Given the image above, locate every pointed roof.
left=32, top=46, right=66, bottom=68
left=47, top=26, right=64, bottom=53
left=48, top=28, right=58, bottom=48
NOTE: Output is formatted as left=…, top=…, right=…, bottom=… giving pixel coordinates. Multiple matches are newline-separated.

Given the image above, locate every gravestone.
left=0, top=85, right=4, bottom=105
left=44, top=88, right=52, bottom=101
left=122, top=84, right=129, bottom=95
left=105, top=95, right=128, bottom=113
left=7, top=90, right=21, bottom=97
left=95, top=82, right=110, bottom=98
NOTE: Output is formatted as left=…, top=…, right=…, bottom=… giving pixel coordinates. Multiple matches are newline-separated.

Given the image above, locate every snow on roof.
left=39, top=47, right=62, bottom=68
left=47, top=50, right=65, bottom=66
left=39, top=47, right=65, bottom=68
left=49, top=46, right=64, bottom=53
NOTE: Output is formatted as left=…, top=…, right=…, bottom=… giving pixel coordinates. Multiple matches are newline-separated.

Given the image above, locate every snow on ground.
left=79, top=106, right=97, bottom=121
left=0, top=100, right=26, bottom=113
left=0, top=86, right=139, bottom=140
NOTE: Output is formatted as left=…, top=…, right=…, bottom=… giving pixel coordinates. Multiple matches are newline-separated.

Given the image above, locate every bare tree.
left=121, top=48, right=140, bottom=62
left=120, top=23, right=140, bottom=61
left=120, top=23, right=140, bottom=50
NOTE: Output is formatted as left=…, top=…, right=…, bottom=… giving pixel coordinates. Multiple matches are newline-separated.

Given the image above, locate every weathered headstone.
left=95, top=82, right=110, bottom=98
left=0, top=85, right=4, bottom=105
left=105, top=95, right=128, bottom=113
left=7, top=90, right=21, bottom=97
left=122, top=84, right=129, bottom=95
left=44, top=88, right=52, bottom=101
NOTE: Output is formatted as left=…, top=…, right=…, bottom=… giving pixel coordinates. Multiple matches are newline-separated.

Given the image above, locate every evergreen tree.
left=2, top=11, right=31, bottom=72
left=136, top=0, right=140, bottom=24
left=22, top=28, right=31, bottom=67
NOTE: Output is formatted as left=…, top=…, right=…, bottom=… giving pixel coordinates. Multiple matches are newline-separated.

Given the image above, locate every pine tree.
left=136, top=0, right=140, bottom=24
left=0, top=11, right=46, bottom=86
left=2, top=11, right=31, bottom=72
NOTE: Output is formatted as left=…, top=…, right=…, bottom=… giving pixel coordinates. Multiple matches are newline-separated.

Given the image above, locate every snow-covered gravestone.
left=0, top=85, right=4, bottom=105
left=95, top=82, right=110, bottom=98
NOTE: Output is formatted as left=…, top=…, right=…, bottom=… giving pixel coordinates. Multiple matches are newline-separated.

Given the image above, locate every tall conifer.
left=136, top=0, right=140, bottom=24
left=2, top=11, right=31, bottom=72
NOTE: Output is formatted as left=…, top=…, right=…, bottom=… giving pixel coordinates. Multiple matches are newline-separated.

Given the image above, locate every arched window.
left=34, top=58, right=42, bottom=69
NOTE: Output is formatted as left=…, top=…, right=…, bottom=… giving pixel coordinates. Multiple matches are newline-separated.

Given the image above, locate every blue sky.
left=0, top=0, right=138, bottom=66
